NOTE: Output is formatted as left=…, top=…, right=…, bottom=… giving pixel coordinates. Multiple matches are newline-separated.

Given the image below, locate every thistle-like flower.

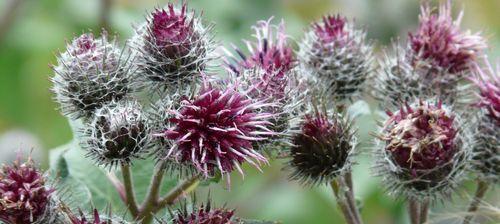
left=0, top=157, right=54, bottom=224
left=470, top=61, right=500, bottom=183
left=299, top=14, right=373, bottom=101
left=82, top=100, right=150, bottom=168
left=287, top=107, right=357, bottom=185
left=374, top=100, right=471, bottom=200
left=159, top=80, right=276, bottom=179
left=408, top=0, right=486, bottom=74
left=132, top=2, right=215, bottom=92
left=224, top=18, right=295, bottom=76
left=52, top=32, right=134, bottom=120
left=60, top=204, right=127, bottom=224
left=165, top=198, right=240, bottom=224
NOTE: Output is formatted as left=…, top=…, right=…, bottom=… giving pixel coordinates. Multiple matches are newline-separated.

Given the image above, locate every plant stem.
left=121, top=163, right=139, bottom=217
left=331, top=179, right=358, bottom=224
left=136, top=161, right=167, bottom=223
left=157, top=174, right=201, bottom=209
left=408, top=199, right=420, bottom=224
left=344, top=172, right=362, bottom=224
left=462, top=180, right=489, bottom=224
left=419, top=198, right=430, bottom=224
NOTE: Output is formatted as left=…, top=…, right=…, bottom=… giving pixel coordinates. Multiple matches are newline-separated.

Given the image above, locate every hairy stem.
left=408, top=199, right=420, bottom=224
left=419, top=199, right=430, bottom=224
left=121, top=163, right=139, bottom=217
left=331, top=179, right=358, bottom=224
left=344, top=172, right=362, bottom=224
left=462, top=180, right=489, bottom=224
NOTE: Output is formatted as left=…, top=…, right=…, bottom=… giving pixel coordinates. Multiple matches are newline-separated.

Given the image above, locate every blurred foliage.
left=0, top=0, right=499, bottom=223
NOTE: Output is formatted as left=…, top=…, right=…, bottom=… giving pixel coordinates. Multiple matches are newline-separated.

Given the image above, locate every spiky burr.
left=51, top=32, right=135, bottom=120
left=374, top=100, right=472, bottom=201
left=81, top=100, right=150, bottom=168
left=298, top=14, right=373, bottom=102
left=470, top=60, right=500, bottom=183
left=157, top=80, right=277, bottom=179
left=287, top=107, right=357, bottom=186
left=131, top=2, right=215, bottom=92
left=0, top=157, right=54, bottom=224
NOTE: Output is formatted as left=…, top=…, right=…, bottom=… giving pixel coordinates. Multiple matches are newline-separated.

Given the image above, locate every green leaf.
left=49, top=139, right=180, bottom=213
left=241, top=219, right=282, bottom=224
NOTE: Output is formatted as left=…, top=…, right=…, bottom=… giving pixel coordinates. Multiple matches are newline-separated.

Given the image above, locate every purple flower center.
left=314, top=15, right=347, bottom=44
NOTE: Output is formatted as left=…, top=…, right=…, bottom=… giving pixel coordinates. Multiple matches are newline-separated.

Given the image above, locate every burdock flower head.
left=133, top=2, right=215, bottom=91
left=0, top=157, right=54, bottom=224
left=159, top=80, right=277, bottom=179
left=224, top=17, right=295, bottom=76
left=374, top=100, right=471, bottom=200
left=82, top=100, right=150, bottom=168
left=299, top=14, right=373, bottom=101
left=165, top=199, right=240, bottom=224
left=288, top=106, right=357, bottom=185
left=470, top=60, right=500, bottom=183
left=408, top=0, right=486, bottom=74
left=60, top=204, right=127, bottom=224
left=52, top=32, right=134, bottom=120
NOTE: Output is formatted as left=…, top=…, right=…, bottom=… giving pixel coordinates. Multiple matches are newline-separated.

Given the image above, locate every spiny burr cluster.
left=287, top=107, right=357, bottom=185
left=60, top=204, right=127, bottom=224
left=470, top=61, right=500, bottom=183
left=159, top=80, right=276, bottom=178
left=299, top=15, right=373, bottom=102
left=52, top=32, right=134, bottom=120
left=374, top=100, right=471, bottom=200
left=82, top=100, right=150, bottom=168
left=373, top=1, right=486, bottom=109
left=0, top=157, right=54, bottom=224
left=132, top=2, right=215, bottom=92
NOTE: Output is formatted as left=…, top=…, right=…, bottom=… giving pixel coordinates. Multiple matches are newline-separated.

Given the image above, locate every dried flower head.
left=299, top=14, right=373, bottom=101
left=82, top=100, right=150, bottom=168
left=132, top=2, right=215, bottom=91
left=224, top=18, right=294, bottom=76
left=408, top=1, right=486, bottom=74
left=287, top=107, right=357, bottom=185
left=374, top=100, right=471, bottom=200
left=52, top=32, right=134, bottom=120
left=159, top=80, right=276, bottom=179
left=0, top=157, right=54, bottom=224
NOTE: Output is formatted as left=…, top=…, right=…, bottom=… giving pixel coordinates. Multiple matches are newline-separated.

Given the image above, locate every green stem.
left=344, top=172, right=362, bottom=224
left=156, top=174, right=201, bottom=209
left=408, top=199, right=420, bottom=224
left=331, top=179, right=358, bottom=224
left=463, top=180, right=490, bottom=224
left=136, top=161, right=167, bottom=223
left=121, top=163, right=139, bottom=217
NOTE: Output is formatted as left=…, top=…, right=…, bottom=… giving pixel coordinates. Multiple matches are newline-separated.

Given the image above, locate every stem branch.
left=121, top=163, right=139, bottom=217
left=156, top=174, right=201, bottom=209
left=462, top=180, right=489, bottom=224
left=331, top=179, right=358, bottom=224
left=344, top=172, right=362, bottom=224
left=419, top=199, right=430, bottom=224
left=136, top=161, right=167, bottom=224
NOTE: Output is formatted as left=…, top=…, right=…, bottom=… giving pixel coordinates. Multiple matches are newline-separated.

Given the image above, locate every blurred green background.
left=0, top=0, right=498, bottom=223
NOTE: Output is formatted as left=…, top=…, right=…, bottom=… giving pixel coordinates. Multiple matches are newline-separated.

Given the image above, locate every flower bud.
left=0, top=157, right=54, bottom=223
left=374, top=100, right=471, bottom=200
left=132, top=2, right=215, bottom=91
left=288, top=109, right=357, bottom=185
left=52, top=32, right=134, bottom=120
left=166, top=198, right=240, bottom=224
left=298, top=14, right=373, bottom=101
left=82, top=100, right=150, bottom=168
